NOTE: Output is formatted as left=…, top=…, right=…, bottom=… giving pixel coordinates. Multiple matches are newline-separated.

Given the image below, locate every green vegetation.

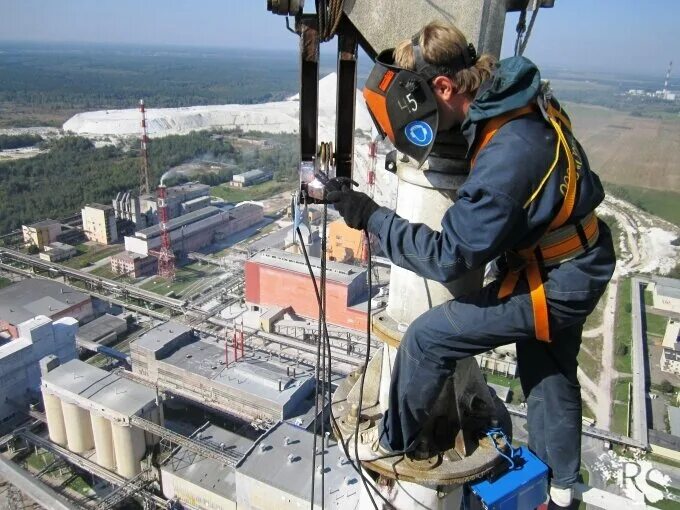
left=0, top=276, right=11, bottom=289
left=579, top=335, right=603, bottom=383
left=647, top=313, right=669, bottom=338
left=644, top=288, right=654, bottom=304
left=483, top=372, right=524, bottom=405
left=614, top=278, right=633, bottom=374
left=0, top=133, right=42, bottom=150
left=611, top=402, right=630, bottom=435
left=0, top=43, right=300, bottom=127
left=140, top=261, right=219, bottom=297
left=211, top=178, right=296, bottom=203
left=62, top=243, right=123, bottom=269
left=614, top=378, right=631, bottom=402
left=605, top=183, right=680, bottom=228
left=25, top=450, right=55, bottom=471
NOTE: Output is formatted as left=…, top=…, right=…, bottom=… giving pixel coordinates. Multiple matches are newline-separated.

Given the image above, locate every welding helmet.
left=363, top=35, right=477, bottom=167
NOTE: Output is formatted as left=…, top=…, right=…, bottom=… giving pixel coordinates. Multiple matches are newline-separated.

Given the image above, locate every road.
left=630, top=277, right=649, bottom=446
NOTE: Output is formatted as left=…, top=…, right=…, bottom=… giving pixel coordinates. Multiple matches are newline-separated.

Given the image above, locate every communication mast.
left=156, top=184, right=176, bottom=280
left=139, top=99, right=151, bottom=195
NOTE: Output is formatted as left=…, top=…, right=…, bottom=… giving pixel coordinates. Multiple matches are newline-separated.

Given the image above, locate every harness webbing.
left=471, top=100, right=597, bottom=342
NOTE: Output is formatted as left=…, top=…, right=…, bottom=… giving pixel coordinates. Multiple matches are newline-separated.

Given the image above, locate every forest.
left=0, top=134, right=43, bottom=150
left=0, top=130, right=299, bottom=234
left=0, top=43, right=304, bottom=127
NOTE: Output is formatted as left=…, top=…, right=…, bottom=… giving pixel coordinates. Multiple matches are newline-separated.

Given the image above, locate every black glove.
left=325, top=178, right=379, bottom=231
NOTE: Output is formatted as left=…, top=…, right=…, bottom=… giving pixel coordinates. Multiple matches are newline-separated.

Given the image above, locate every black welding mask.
left=363, top=36, right=477, bottom=167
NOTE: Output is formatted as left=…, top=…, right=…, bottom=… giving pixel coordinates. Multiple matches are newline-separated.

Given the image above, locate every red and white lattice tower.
left=139, top=99, right=151, bottom=195
left=360, top=141, right=378, bottom=264
left=156, top=184, right=176, bottom=280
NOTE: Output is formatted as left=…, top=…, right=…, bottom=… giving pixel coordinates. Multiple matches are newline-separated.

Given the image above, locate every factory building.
left=39, top=242, right=77, bottom=262
left=231, top=169, right=273, bottom=188
left=124, top=203, right=263, bottom=257
left=0, top=316, right=77, bottom=426
left=81, top=203, right=119, bottom=245
left=22, top=219, right=62, bottom=250
left=235, top=421, right=359, bottom=509
left=139, top=181, right=211, bottom=225
left=75, top=313, right=127, bottom=350
left=328, top=219, right=364, bottom=263
left=41, top=358, right=160, bottom=478
left=160, top=423, right=255, bottom=509
left=661, top=319, right=680, bottom=376
left=112, top=190, right=147, bottom=229
left=245, top=249, right=369, bottom=332
left=129, top=321, right=315, bottom=422
left=110, top=250, right=158, bottom=278
left=653, top=277, right=680, bottom=314
left=0, top=279, right=92, bottom=338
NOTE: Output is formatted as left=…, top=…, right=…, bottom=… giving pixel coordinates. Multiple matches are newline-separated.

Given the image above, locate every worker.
left=326, top=21, right=616, bottom=509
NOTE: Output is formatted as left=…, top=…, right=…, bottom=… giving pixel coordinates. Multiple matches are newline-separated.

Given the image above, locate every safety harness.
left=471, top=98, right=600, bottom=342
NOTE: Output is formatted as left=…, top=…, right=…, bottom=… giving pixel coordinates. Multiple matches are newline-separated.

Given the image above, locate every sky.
left=0, top=0, right=678, bottom=76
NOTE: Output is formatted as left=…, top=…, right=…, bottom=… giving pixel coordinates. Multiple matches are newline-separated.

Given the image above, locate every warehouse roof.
left=0, top=279, right=90, bottom=325
left=42, top=359, right=156, bottom=417
left=163, top=423, right=254, bottom=501
left=656, top=277, right=680, bottom=300
left=167, top=182, right=210, bottom=197
left=249, top=249, right=365, bottom=285
left=233, top=169, right=272, bottom=182
left=136, top=206, right=221, bottom=239
left=132, top=321, right=193, bottom=355
left=76, top=314, right=127, bottom=344
left=662, top=320, right=680, bottom=349
left=237, top=421, right=359, bottom=507
left=111, top=250, right=151, bottom=263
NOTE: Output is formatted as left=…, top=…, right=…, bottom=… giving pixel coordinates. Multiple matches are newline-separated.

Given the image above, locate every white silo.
left=90, top=413, right=116, bottom=471
left=42, top=390, right=67, bottom=446
left=112, top=423, right=146, bottom=478
left=61, top=401, right=94, bottom=453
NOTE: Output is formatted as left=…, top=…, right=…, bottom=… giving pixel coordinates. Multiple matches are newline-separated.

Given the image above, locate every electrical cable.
left=295, top=225, right=389, bottom=510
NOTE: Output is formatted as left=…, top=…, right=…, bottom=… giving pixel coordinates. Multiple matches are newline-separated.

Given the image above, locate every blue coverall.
left=366, top=56, right=616, bottom=489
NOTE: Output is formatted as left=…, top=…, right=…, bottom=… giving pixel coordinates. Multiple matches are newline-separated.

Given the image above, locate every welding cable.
left=295, top=226, right=388, bottom=510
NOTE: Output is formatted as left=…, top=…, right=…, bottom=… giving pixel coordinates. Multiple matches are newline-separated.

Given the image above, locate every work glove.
left=325, top=178, right=380, bottom=231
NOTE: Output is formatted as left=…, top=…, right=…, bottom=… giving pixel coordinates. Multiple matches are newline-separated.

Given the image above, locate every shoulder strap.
left=470, top=104, right=537, bottom=167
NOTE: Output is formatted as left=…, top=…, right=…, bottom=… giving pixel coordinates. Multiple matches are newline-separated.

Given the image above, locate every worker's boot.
left=344, top=425, right=401, bottom=462
left=548, top=486, right=574, bottom=508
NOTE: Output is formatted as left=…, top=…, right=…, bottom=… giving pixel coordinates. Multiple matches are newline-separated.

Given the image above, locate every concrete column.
left=112, top=423, right=146, bottom=478
left=90, top=414, right=115, bottom=471
left=61, top=401, right=94, bottom=453
left=42, top=391, right=67, bottom=447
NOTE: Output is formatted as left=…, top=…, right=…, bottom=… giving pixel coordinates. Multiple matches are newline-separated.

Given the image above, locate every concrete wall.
left=161, top=469, right=236, bottom=510
left=82, top=205, right=118, bottom=245
left=236, top=471, right=309, bottom=510
left=91, top=413, right=116, bottom=470
left=42, top=391, right=67, bottom=446
left=62, top=401, right=94, bottom=453
left=22, top=223, right=61, bottom=250
left=112, top=422, right=146, bottom=478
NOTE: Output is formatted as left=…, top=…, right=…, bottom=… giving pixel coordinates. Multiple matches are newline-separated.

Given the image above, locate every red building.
left=245, top=249, right=369, bottom=331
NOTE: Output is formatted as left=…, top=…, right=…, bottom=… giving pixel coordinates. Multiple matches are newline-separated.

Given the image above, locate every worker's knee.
left=400, top=312, right=459, bottom=368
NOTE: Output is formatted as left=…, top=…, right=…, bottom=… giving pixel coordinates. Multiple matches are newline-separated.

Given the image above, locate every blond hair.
left=394, top=20, right=497, bottom=96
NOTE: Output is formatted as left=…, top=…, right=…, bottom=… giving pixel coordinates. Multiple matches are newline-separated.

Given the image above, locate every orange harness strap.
left=471, top=102, right=589, bottom=342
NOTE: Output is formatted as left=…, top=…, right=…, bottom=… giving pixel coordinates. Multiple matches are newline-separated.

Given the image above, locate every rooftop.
left=163, top=423, right=255, bottom=501
left=233, top=169, right=272, bottom=181
left=42, top=359, right=156, bottom=417
left=76, top=314, right=127, bottom=344
left=136, top=206, right=221, bottom=239
left=237, top=421, right=359, bottom=508
left=83, top=203, right=113, bottom=212
left=25, top=219, right=60, bottom=228
left=111, top=250, right=152, bottom=262
left=655, top=277, right=680, bottom=300
left=249, top=249, right=365, bottom=286
left=662, top=320, right=680, bottom=349
left=166, top=181, right=210, bottom=197
left=0, top=279, right=90, bottom=325
left=132, top=321, right=193, bottom=355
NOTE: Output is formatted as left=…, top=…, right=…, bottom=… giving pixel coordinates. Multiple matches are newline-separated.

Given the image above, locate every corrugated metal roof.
left=249, top=249, right=365, bottom=285
left=136, top=206, right=220, bottom=239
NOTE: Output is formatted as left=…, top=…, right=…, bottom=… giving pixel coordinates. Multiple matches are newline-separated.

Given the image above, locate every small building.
left=245, top=249, right=370, bottom=332
left=476, top=349, right=519, bottom=378
left=235, top=421, right=359, bottom=509
left=75, top=313, right=127, bottom=349
left=22, top=219, right=62, bottom=250
left=110, top=250, right=158, bottom=278
left=0, top=279, right=93, bottom=338
left=39, top=242, right=77, bottom=262
left=661, top=319, right=680, bottom=376
left=161, top=423, right=254, bottom=509
left=328, top=219, right=364, bottom=263
left=0, top=316, right=78, bottom=427
left=231, top=169, right=273, bottom=188
left=138, top=181, right=211, bottom=225
left=82, top=203, right=119, bottom=245
left=653, top=277, right=680, bottom=314
left=181, top=195, right=211, bottom=215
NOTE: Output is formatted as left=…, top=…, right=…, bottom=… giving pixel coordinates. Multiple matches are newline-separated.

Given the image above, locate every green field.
left=579, top=335, right=603, bottom=383
left=614, top=378, right=632, bottom=402
left=62, top=243, right=123, bottom=269
left=211, top=179, right=295, bottom=203
left=140, top=261, right=219, bottom=297
left=614, top=278, right=633, bottom=374
left=647, top=313, right=669, bottom=338
left=611, top=402, right=630, bottom=435
left=0, top=276, right=11, bottom=289
left=605, top=183, right=680, bottom=228
left=484, top=372, right=525, bottom=405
